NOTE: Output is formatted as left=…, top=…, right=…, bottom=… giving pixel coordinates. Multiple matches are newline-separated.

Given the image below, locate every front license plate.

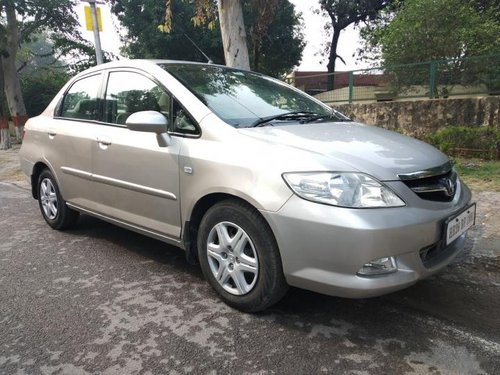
left=445, top=203, right=476, bottom=246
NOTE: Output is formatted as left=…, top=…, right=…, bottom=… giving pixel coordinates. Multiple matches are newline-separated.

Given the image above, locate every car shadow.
left=64, top=213, right=205, bottom=281
left=60, top=213, right=497, bottom=342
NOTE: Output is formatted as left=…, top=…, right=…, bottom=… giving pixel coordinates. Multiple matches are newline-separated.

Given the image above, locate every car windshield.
left=158, top=63, right=350, bottom=127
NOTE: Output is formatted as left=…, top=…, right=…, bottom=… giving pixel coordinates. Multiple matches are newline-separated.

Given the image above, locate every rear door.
left=89, top=69, right=183, bottom=240
left=46, top=73, right=103, bottom=208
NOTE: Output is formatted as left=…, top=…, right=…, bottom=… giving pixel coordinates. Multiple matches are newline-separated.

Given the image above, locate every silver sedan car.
left=19, top=60, right=475, bottom=312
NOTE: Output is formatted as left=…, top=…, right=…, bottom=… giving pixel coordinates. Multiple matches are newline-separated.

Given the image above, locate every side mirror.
left=125, top=110, right=172, bottom=147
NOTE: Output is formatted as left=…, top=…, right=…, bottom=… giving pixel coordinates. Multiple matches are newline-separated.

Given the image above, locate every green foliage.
left=360, top=0, right=500, bottom=65
left=20, top=71, right=69, bottom=117
left=319, top=0, right=392, bottom=28
left=357, top=0, right=500, bottom=95
left=111, top=0, right=225, bottom=63
left=0, top=0, right=109, bottom=150
left=110, top=0, right=304, bottom=77
left=427, top=126, right=500, bottom=160
left=3, top=0, right=80, bottom=42
left=246, top=0, right=305, bottom=76
left=0, top=0, right=93, bottom=62
left=1, top=1, right=110, bottom=75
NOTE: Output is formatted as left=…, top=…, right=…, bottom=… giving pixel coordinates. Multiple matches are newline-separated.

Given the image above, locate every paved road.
left=1, top=181, right=499, bottom=374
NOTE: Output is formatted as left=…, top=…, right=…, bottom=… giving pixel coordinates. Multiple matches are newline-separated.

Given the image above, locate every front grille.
left=401, top=169, right=458, bottom=202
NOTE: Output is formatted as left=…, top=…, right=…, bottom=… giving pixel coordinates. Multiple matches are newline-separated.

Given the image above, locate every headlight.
left=282, top=172, right=405, bottom=208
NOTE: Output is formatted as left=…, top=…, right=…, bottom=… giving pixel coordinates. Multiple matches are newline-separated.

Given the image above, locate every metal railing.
left=287, top=54, right=500, bottom=104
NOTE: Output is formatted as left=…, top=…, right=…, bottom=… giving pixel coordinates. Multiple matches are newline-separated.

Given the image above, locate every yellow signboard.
left=84, top=6, right=103, bottom=32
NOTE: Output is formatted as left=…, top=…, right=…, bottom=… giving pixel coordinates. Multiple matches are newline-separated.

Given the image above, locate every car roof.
left=75, top=59, right=249, bottom=78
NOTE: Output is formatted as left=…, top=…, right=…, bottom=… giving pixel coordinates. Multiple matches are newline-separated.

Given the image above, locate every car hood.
left=238, top=121, right=449, bottom=181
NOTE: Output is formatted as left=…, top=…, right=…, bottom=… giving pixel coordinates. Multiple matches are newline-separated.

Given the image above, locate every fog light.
left=357, top=256, right=397, bottom=276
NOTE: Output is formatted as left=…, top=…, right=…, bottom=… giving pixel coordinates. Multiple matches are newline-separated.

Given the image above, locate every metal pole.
left=348, top=71, right=354, bottom=104
left=429, top=61, right=437, bottom=99
left=88, top=0, right=103, bottom=65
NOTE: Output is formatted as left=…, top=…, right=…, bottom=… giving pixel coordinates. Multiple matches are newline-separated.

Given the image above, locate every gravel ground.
left=0, top=144, right=26, bottom=186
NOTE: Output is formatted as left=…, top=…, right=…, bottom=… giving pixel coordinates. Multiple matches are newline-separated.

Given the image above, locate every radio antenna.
left=184, top=33, right=213, bottom=64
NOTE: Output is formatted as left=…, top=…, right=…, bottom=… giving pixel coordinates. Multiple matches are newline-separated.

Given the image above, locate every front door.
left=89, top=70, right=182, bottom=240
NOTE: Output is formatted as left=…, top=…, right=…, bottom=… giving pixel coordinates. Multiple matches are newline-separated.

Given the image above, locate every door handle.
left=96, top=136, right=112, bottom=150
left=96, top=136, right=112, bottom=146
left=48, top=130, right=56, bottom=138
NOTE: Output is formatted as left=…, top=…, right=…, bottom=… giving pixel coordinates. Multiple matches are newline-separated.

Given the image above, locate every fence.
left=287, top=54, right=500, bottom=104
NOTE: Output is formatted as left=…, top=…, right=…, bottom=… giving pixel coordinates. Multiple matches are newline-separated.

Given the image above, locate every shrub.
left=427, top=125, right=499, bottom=160
left=21, top=71, right=69, bottom=117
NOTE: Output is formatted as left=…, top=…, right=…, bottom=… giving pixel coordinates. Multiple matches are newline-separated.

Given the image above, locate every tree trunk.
left=0, top=119, right=10, bottom=150
left=217, top=0, right=251, bottom=70
left=326, top=28, right=342, bottom=91
left=252, top=43, right=260, bottom=72
left=3, top=1, right=27, bottom=143
left=3, top=55, right=27, bottom=142
left=0, top=59, right=10, bottom=150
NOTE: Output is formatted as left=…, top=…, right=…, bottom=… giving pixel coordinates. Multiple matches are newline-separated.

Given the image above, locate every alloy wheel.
left=206, top=221, right=259, bottom=295
left=40, top=178, right=58, bottom=220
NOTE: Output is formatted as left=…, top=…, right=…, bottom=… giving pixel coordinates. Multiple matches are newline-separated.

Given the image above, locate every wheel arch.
left=31, top=161, right=51, bottom=199
left=182, top=193, right=276, bottom=264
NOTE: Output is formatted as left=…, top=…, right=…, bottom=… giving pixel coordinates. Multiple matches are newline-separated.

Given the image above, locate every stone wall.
left=332, top=96, right=500, bottom=140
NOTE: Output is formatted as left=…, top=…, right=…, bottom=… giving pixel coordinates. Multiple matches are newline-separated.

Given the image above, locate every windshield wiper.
left=250, top=111, right=352, bottom=127
left=300, top=112, right=353, bottom=124
left=250, top=111, right=317, bottom=127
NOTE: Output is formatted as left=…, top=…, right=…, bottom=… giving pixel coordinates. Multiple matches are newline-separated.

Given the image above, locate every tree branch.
left=19, top=15, right=50, bottom=43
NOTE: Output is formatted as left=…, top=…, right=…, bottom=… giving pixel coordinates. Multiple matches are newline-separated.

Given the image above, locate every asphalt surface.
left=1, top=181, right=499, bottom=375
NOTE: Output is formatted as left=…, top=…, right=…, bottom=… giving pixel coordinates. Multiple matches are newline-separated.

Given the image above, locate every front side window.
left=172, top=99, right=197, bottom=135
left=60, top=74, right=101, bottom=120
left=104, top=71, right=170, bottom=125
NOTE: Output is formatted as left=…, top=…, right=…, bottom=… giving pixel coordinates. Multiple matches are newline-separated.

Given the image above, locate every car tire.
left=197, top=199, right=288, bottom=312
left=37, top=169, right=79, bottom=230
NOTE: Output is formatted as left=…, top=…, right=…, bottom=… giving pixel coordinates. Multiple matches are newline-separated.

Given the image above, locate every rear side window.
left=60, top=74, right=101, bottom=120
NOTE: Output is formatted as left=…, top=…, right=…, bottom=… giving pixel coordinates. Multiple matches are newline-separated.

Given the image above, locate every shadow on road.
left=58, top=213, right=499, bottom=345
left=64, top=214, right=205, bottom=281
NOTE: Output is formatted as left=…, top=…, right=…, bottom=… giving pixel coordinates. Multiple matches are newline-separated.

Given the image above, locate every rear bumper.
left=261, top=180, right=472, bottom=298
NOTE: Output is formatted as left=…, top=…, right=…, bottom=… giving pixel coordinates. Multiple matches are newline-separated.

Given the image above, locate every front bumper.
left=261, top=179, right=472, bottom=298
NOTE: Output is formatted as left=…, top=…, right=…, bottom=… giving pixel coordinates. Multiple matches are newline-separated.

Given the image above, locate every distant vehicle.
left=19, top=60, right=475, bottom=312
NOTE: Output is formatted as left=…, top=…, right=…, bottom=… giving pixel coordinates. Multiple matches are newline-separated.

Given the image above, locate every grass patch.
left=453, top=158, right=500, bottom=192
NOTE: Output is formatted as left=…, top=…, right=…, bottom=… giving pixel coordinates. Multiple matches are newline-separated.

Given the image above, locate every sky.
left=75, top=0, right=367, bottom=72
left=288, top=0, right=370, bottom=71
